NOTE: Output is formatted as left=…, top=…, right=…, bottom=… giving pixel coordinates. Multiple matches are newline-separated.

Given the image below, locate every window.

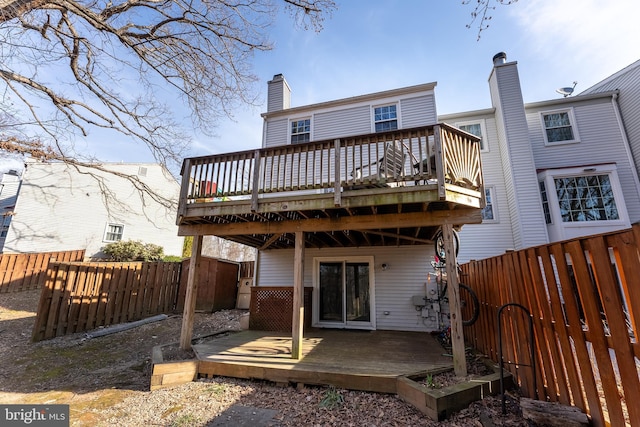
left=539, top=181, right=552, bottom=224
left=0, top=216, right=9, bottom=238
left=291, top=118, right=310, bottom=144
left=104, top=223, right=124, bottom=242
left=457, top=120, right=487, bottom=151
left=541, top=108, right=579, bottom=144
left=554, top=175, right=619, bottom=222
left=374, top=105, right=398, bottom=132
left=481, top=187, right=497, bottom=222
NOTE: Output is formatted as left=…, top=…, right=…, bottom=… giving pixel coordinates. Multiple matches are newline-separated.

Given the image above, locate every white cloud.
left=511, top=0, right=640, bottom=88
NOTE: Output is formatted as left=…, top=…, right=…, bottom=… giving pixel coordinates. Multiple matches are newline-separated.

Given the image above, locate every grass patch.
left=204, top=383, right=227, bottom=397
left=171, top=413, right=199, bottom=427
left=319, top=386, right=344, bottom=410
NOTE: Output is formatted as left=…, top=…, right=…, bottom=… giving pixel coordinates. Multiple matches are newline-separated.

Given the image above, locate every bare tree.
left=0, top=0, right=336, bottom=171
left=463, top=0, right=519, bottom=40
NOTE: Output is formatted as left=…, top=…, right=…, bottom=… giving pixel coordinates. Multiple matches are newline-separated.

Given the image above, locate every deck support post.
left=292, top=231, right=305, bottom=359
left=180, top=234, right=203, bottom=350
left=442, top=224, right=467, bottom=377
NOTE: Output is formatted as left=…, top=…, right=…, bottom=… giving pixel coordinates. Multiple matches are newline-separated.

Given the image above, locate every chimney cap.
left=492, top=52, right=507, bottom=65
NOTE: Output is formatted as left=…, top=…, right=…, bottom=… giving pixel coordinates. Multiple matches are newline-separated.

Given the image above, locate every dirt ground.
left=0, top=289, right=538, bottom=426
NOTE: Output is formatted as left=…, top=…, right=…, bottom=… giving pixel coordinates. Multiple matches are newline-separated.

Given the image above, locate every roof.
left=262, top=81, right=437, bottom=119
left=580, top=58, right=640, bottom=95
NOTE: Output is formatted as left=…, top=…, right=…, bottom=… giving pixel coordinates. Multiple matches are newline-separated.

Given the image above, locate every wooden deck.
left=194, top=329, right=453, bottom=393
left=177, top=123, right=484, bottom=250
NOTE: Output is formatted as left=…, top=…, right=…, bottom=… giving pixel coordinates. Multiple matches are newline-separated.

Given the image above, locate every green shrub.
left=102, top=240, right=165, bottom=262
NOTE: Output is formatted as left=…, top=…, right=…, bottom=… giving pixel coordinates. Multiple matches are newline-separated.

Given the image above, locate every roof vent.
left=492, top=52, right=507, bottom=66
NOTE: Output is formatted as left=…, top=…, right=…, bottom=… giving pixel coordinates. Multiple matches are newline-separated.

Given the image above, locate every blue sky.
left=2, top=0, right=639, bottom=173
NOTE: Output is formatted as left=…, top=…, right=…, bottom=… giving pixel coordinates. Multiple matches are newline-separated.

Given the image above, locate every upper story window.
left=104, top=223, right=124, bottom=242
left=374, top=105, right=398, bottom=132
left=540, top=108, right=579, bottom=145
left=481, top=186, right=497, bottom=222
left=456, top=119, right=487, bottom=151
left=291, top=118, right=311, bottom=144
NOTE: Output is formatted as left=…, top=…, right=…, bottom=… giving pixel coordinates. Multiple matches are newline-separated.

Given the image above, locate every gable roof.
left=580, top=58, right=640, bottom=95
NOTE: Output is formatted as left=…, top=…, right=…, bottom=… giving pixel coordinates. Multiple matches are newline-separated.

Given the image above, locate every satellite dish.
left=556, top=81, right=578, bottom=97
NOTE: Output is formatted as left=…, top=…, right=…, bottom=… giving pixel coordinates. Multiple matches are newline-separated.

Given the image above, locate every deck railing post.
left=334, top=139, right=341, bottom=206
left=177, top=158, right=191, bottom=222
left=251, top=149, right=262, bottom=212
left=434, top=125, right=446, bottom=200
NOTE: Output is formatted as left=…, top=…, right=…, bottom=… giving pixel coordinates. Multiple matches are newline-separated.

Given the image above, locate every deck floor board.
left=194, top=330, right=453, bottom=393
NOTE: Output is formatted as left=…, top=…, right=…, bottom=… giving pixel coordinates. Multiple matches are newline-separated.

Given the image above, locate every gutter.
left=611, top=91, right=640, bottom=202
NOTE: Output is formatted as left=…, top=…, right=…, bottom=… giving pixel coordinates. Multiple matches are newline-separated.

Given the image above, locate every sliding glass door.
left=316, top=258, right=374, bottom=329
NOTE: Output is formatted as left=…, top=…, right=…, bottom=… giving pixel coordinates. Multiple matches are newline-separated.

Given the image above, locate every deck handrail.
left=178, top=123, right=482, bottom=214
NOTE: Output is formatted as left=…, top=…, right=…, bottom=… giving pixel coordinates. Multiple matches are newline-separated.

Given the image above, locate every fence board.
left=517, top=250, right=557, bottom=402
left=462, top=225, right=640, bottom=427
left=587, top=236, right=640, bottom=426
left=0, top=250, right=85, bottom=293
left=567, top=240, right=625, bottom=427
left=32, top=261, right=182, bottom=341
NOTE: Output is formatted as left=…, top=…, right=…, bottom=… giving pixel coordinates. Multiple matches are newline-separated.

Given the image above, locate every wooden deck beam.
left=180, top=235, right=202, bottom=350
left=292, top=231, right=305, bottom=359
left=179, top=209, right=482, bottom=237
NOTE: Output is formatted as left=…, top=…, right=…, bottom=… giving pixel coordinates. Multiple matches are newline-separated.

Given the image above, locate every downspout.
left=611, top=91, right=640, bottom=201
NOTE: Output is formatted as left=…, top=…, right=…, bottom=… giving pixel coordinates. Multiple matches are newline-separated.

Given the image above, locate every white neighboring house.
left=1, top=160, right=184, bottom=258
left=250, top=52, right=640, bottom=333
left=0, top=169, right=22, bottom=249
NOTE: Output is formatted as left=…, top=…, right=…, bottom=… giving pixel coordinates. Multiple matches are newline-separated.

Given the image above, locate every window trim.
left=290, top=117, right=311, bottom=144
left=481, top=185, right=498, bottom=223
left=455, top=119, right=488, bottom=152
left=537, top=164, right=628, bottom=228
left=372, top=103, right=399, bottom=133
left=539, top=107, right=580, bottom=146
left=103, top=223, right=125, bottom=242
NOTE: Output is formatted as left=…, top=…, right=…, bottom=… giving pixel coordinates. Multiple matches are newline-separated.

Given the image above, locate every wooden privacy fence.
left=32, top=261, right=182, bottom=341
left=0, top=250, right=85, bottom=293
left=461, top=224, right=640, bottom=427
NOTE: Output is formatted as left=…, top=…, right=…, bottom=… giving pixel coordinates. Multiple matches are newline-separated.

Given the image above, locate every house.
left=450, top=53, right=640, bottom=262
left=0, top=169, right=22, bottom=249
left=177, top=77, right=484, bottom=351
left=177, top=52, right=640, bottom=340
left=1, top=160, right=185, bottom=259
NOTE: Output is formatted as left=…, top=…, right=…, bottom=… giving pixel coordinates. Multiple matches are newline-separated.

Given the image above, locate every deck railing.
left=178, top=123, right=482, bottom=214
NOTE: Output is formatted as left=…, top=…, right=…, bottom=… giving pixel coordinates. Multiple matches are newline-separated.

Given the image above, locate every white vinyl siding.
left=313, top=105, right=371, bottom=140
left=400, top=94, right=437, bottom=127
left=489, top=63, right=549, bottom=250
left=263, top=91, right=437, bottom=147
left=528, top=98, right=640, bottom=223
left=264, top=118, right=289, bottom=148
left=581, top=60, right=640, bottom=210
left=3, top=162, right=184, bottom=257
left=257, top=245, right=439, bottom=332
left=439, top=114, right=517, bottom=262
